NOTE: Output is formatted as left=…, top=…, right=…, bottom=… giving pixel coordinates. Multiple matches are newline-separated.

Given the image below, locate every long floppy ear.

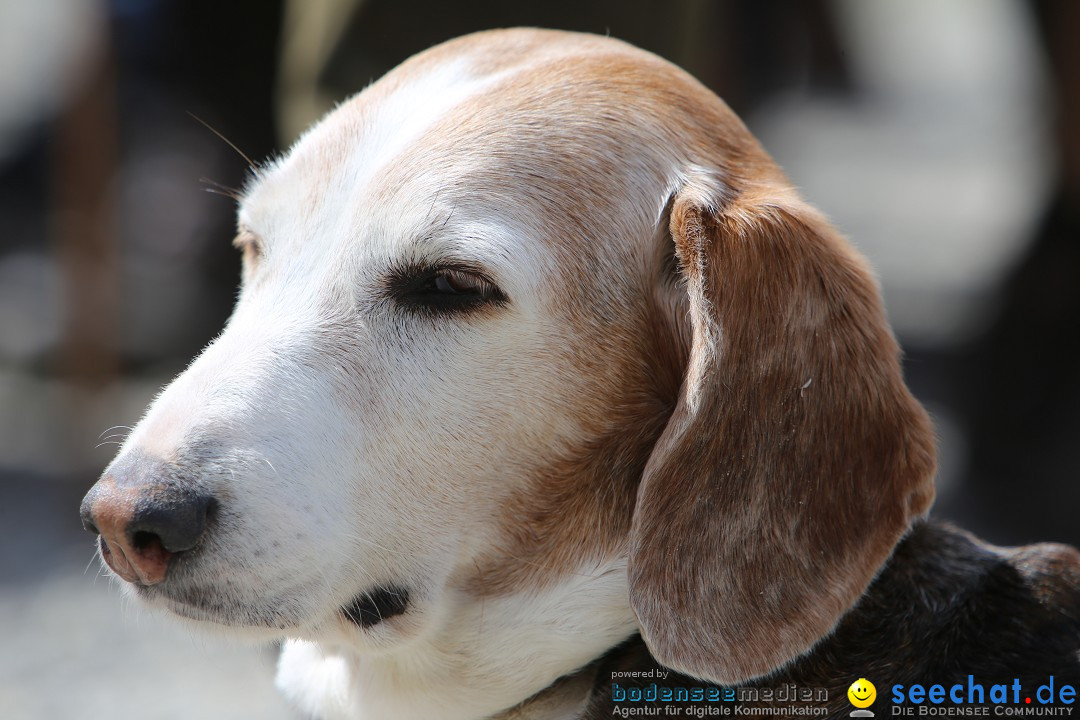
left=628, top=177, right=936, bottom=684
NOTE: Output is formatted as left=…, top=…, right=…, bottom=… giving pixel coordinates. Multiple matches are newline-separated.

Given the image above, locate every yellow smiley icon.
left=848, top=679, right=876, bottom=708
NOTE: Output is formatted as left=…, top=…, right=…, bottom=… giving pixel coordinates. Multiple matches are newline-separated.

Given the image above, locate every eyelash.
left=388, top=263, right=507, bottom=314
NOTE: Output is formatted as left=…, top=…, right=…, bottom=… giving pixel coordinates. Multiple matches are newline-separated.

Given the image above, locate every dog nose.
left=80, top=454, right=215, bottom=586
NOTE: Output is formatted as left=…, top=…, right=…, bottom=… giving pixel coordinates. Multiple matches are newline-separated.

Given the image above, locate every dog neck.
left=275, top=555, right=639, bottom=720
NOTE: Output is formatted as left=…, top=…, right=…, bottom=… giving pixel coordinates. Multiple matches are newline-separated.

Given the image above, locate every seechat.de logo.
left=849, top=678, right=877, bottom=718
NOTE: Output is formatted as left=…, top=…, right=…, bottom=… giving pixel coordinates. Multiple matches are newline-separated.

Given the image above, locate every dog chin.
left=126, top=583, right=423, bottom=650
left=123, top=581, right=316, bottom=639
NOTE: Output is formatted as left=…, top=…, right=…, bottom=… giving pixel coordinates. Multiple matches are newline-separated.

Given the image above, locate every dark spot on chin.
left=342, top=586, right=409, bottom=628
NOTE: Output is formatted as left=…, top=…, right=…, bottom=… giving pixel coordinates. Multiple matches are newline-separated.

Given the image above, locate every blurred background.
left=1, top=0, right=1077, bottom=717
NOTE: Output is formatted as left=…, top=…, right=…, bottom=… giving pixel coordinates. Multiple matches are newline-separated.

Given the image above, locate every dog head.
left=81, top=27, right=935, bottom=704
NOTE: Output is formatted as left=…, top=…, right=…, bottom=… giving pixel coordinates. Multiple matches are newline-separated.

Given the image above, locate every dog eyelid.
left=385, top=261, right=508, bottom=314
left=435, top=269, right=494, bottom=295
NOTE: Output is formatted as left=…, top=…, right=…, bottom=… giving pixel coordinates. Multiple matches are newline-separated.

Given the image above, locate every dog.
left=80, top=29, right=1080, bottom=719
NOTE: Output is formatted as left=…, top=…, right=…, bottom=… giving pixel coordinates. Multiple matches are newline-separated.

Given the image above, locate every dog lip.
left=136, top=582, right=294, bottom=630
left=341, top=586, right=410, bottom=628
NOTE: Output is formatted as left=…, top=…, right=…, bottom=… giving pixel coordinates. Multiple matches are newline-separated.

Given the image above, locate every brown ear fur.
left=628, top=180, right=937, bottom=684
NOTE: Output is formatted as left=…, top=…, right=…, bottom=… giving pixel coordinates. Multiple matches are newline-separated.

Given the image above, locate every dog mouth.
left=112, top=542, right=413, bottom=632
left=155, top=583, right=414, bottom=632
left=134, top=586, right=296, bottom=629
left=341, top=586, right=410, bottom=628
left=107, top=534, right=414, bottom=632
left=124, top=562, right=312, bottom=630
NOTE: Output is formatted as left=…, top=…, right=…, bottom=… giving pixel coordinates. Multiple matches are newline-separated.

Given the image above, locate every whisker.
left=440, top=206, right=456, bottom=228
left=361, top=590, right=384, bottom=624
left=84, top=548, right=100, bottom=576
left=98, top=425, right=133, bottom=440
left=202, top=186, right=241, bottom=200
left=200, top=176, right=243, bottom=201
left=425, top=189, right=442, bottom=221
left=187, top=111, right=256, bottom=170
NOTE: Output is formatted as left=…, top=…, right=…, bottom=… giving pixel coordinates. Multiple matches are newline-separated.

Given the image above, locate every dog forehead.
left=243, top=32, right=678, bottom=232
left=239, top=53, right=492, bottom=240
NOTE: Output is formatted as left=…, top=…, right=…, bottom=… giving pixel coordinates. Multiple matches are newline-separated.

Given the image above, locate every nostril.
left=80, top=456, right=216, bottom=585
left=129, top=491, right=215, bottom=554
left=131, top=530, right=161, bottom=552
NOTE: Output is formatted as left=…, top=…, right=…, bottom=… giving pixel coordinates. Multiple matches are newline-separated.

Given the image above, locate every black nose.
left=80, top=453, right=216, bottom=585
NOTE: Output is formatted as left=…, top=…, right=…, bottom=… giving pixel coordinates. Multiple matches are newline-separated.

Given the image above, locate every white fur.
left=101, top=30, right=675, bottom=720
left=276, top=558, right=636, bottom=720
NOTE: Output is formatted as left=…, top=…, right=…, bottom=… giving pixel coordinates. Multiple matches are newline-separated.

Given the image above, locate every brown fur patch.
left=464, top=277, right=690, bottom=596
left=628, top=181, right=936, bottom=684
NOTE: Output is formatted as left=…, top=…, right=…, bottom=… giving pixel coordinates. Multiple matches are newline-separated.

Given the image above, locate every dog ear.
left=628, top=178, right=936, bottom=684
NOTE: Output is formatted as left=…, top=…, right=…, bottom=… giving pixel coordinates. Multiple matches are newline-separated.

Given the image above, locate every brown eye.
left=391, top=263, right=507, bottom=314
left=433, top=270, right=487, bottom=295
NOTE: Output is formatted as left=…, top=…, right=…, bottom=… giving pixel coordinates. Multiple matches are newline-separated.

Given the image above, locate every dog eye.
left=232, top=232, right=262, bottom=263
left=392, top=265, right=507, bottom=313
left=429, top=270, right=488, bottom=295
